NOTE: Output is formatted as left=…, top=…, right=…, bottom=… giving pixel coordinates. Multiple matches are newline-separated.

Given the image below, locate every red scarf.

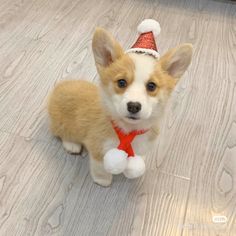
left=111, top=121, right=148, bottom=157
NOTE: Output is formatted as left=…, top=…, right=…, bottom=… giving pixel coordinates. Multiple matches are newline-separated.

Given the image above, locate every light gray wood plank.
left=152, top=0, right=236, bottom=178
left=0, top=132, right=190, bottom=236
left=108, top=171, right=190, bottom=236
left=0, top=131, right=88, bottom=236
left=181, top=83, right=236, bottom=235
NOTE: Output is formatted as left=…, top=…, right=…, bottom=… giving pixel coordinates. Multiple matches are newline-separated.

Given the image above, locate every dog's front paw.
left=90, top=158, right=113, bottom=187
left=93, top=175, right=113, bottom=187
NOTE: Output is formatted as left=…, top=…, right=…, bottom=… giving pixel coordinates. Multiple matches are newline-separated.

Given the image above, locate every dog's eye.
left=117, top=79, right=127, bottom=88
left=146, top=82, right=157, bottom=92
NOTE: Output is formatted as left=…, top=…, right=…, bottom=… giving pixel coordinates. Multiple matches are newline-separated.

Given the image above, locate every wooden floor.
left=0, top=0, right=235, bottom=235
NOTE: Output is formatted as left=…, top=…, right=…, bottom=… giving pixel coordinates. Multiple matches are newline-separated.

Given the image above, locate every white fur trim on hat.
left=137, top=19, right=161, bottom=37
left=104, top=148, right=128, bottom=175
left=126, top=48, right=160, bottom=59
left=123, top=155, right=146, bottom=179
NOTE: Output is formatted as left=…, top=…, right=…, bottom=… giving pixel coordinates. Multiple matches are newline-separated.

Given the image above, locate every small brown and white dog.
left=48, top=21, right=193, bottom=187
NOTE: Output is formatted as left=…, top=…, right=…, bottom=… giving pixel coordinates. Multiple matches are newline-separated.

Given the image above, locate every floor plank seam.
left=159, top=170, right=190, bottom=181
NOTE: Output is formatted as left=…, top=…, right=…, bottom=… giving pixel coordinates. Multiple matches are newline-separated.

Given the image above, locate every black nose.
left=127, top=102, right=142, bottom=114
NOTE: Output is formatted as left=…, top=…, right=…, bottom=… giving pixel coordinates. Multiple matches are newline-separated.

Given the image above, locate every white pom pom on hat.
left=126, top=19, right=161, bottom=58
left=137, top=19, right=161, bottom=37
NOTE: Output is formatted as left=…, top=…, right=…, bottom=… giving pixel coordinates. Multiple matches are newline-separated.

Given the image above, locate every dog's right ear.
left=92, top=28, right=124, bottom=67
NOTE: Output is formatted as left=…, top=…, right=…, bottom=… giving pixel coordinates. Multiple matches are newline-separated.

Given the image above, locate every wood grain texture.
left=0, top=0, right=235, bottom=235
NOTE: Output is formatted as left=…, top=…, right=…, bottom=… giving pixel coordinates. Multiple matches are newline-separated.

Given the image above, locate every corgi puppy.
left=48, top=28, right=193, bottom=187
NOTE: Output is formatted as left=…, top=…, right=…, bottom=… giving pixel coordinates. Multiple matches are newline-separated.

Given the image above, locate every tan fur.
left=99, top=54, right=135, bottom=94
left=48, top=80, right=115, bottom=161
left=48, top=28, right=193, bottom=186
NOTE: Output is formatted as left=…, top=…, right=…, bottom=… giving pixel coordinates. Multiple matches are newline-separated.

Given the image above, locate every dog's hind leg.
left=62, top=140, right=82, bottom=154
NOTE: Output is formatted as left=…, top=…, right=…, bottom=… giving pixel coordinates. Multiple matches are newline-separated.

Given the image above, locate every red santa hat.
left=126, top=19, right=161, bottom=58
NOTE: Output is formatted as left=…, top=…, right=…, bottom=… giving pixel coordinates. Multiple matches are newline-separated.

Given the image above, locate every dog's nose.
left=127, top=102, right=142, bottom=114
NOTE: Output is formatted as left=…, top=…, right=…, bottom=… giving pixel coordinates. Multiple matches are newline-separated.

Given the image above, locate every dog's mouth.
left=126, top=116, right=140, bottom=120
left=124, top=115, right=141, bottom=123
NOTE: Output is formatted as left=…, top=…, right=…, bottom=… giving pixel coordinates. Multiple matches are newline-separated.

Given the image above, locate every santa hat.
left=126, top=19, right=161, bottom=58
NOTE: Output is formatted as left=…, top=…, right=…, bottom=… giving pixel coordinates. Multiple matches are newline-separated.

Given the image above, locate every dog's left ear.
left=160, top=44, right=193, bottom=79
left=92, top=28, right=124, bottom=67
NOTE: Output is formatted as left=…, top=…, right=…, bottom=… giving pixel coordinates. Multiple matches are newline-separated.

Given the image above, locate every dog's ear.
left=92, top=28, right=124, bottom=67
left=159, top=44, right=193, bottom=79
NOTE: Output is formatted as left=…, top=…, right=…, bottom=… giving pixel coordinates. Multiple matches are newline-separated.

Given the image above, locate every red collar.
left=111, top=121, right=148, bottom=157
